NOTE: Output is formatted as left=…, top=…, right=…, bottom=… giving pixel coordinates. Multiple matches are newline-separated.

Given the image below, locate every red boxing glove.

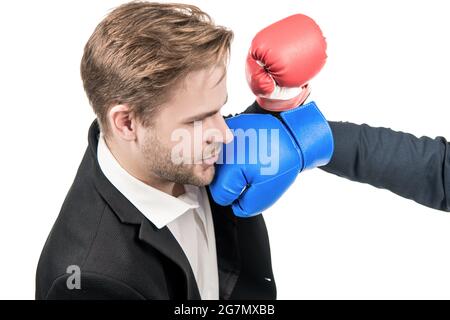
left=246, top=14, right=327, bottom=111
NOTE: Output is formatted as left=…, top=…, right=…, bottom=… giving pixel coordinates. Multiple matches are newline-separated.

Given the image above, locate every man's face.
left=136, top=65, right=232, bottom=187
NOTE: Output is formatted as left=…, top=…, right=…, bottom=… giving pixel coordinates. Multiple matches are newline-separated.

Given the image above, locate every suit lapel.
left=137, top=220, right=201, bottom=299
left=206, top=187, right=241, bottom=300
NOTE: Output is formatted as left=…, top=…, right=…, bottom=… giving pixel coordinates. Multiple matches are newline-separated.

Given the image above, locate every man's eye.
left=188, top=117, right=206, bottom=124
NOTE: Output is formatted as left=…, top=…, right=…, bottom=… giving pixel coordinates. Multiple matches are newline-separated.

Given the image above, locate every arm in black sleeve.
left=322, top=121, right=450, bottom=212
left=228, top=100, right=450, bottom=211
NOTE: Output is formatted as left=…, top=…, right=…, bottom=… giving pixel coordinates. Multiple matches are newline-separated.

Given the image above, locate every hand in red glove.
left=246, top=14, right=327, bottom=111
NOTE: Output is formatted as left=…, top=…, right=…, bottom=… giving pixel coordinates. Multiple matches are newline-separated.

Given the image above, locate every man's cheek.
left=169, top=126, right=206, bottom=165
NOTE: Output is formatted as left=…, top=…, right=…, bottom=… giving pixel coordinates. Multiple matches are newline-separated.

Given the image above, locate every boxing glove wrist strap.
left=280, top=101, right=334, bottom=171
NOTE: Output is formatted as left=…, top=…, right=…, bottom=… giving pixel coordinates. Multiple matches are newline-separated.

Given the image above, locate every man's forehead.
left=158, top=66, right=227, bottom=120
left=182, top=65, right=227, bottom=90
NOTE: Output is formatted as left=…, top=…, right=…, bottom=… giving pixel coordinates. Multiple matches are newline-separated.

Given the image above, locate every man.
left=36, top=2, right=276, bottom=300
left=37, top=0, right=450, bottom=301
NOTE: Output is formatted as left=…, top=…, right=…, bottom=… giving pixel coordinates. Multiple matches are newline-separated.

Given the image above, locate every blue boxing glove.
left=209, top=101, right=334, bottom=218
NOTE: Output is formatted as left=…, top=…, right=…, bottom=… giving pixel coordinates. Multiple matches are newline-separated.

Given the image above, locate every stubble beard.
left=140, top=131, right=215, bottom=187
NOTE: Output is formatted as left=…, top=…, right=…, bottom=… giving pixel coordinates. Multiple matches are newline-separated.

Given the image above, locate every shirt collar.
left=97, top=133, right=200, bottom=229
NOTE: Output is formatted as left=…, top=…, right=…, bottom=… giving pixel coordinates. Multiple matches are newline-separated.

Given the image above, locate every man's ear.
left=108, top=104, right=137, bottom=141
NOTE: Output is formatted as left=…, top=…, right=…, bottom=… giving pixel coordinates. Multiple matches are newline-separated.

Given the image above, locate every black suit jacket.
left=36, top=119, right=276, bottom=300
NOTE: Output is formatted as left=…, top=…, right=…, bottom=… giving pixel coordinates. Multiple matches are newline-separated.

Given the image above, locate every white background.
left=1, top=0, right=450, bottom=299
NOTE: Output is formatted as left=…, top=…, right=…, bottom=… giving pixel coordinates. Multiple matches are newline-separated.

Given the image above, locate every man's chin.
left=192, top=163, right=216, bottom=186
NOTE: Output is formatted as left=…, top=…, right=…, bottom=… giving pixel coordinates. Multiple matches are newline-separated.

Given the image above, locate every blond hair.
left=80, top=1, right=233, bottom=136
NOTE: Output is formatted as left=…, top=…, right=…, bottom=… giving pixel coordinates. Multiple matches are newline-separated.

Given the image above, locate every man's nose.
left=204, top=113, right=234, bottom=145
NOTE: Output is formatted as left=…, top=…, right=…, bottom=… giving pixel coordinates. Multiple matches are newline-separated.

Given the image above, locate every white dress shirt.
left=96, top=133, right=219, bottom=299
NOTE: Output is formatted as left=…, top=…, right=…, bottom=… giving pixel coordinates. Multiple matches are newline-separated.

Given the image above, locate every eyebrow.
left=184, top=94, right=228, bottom=123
